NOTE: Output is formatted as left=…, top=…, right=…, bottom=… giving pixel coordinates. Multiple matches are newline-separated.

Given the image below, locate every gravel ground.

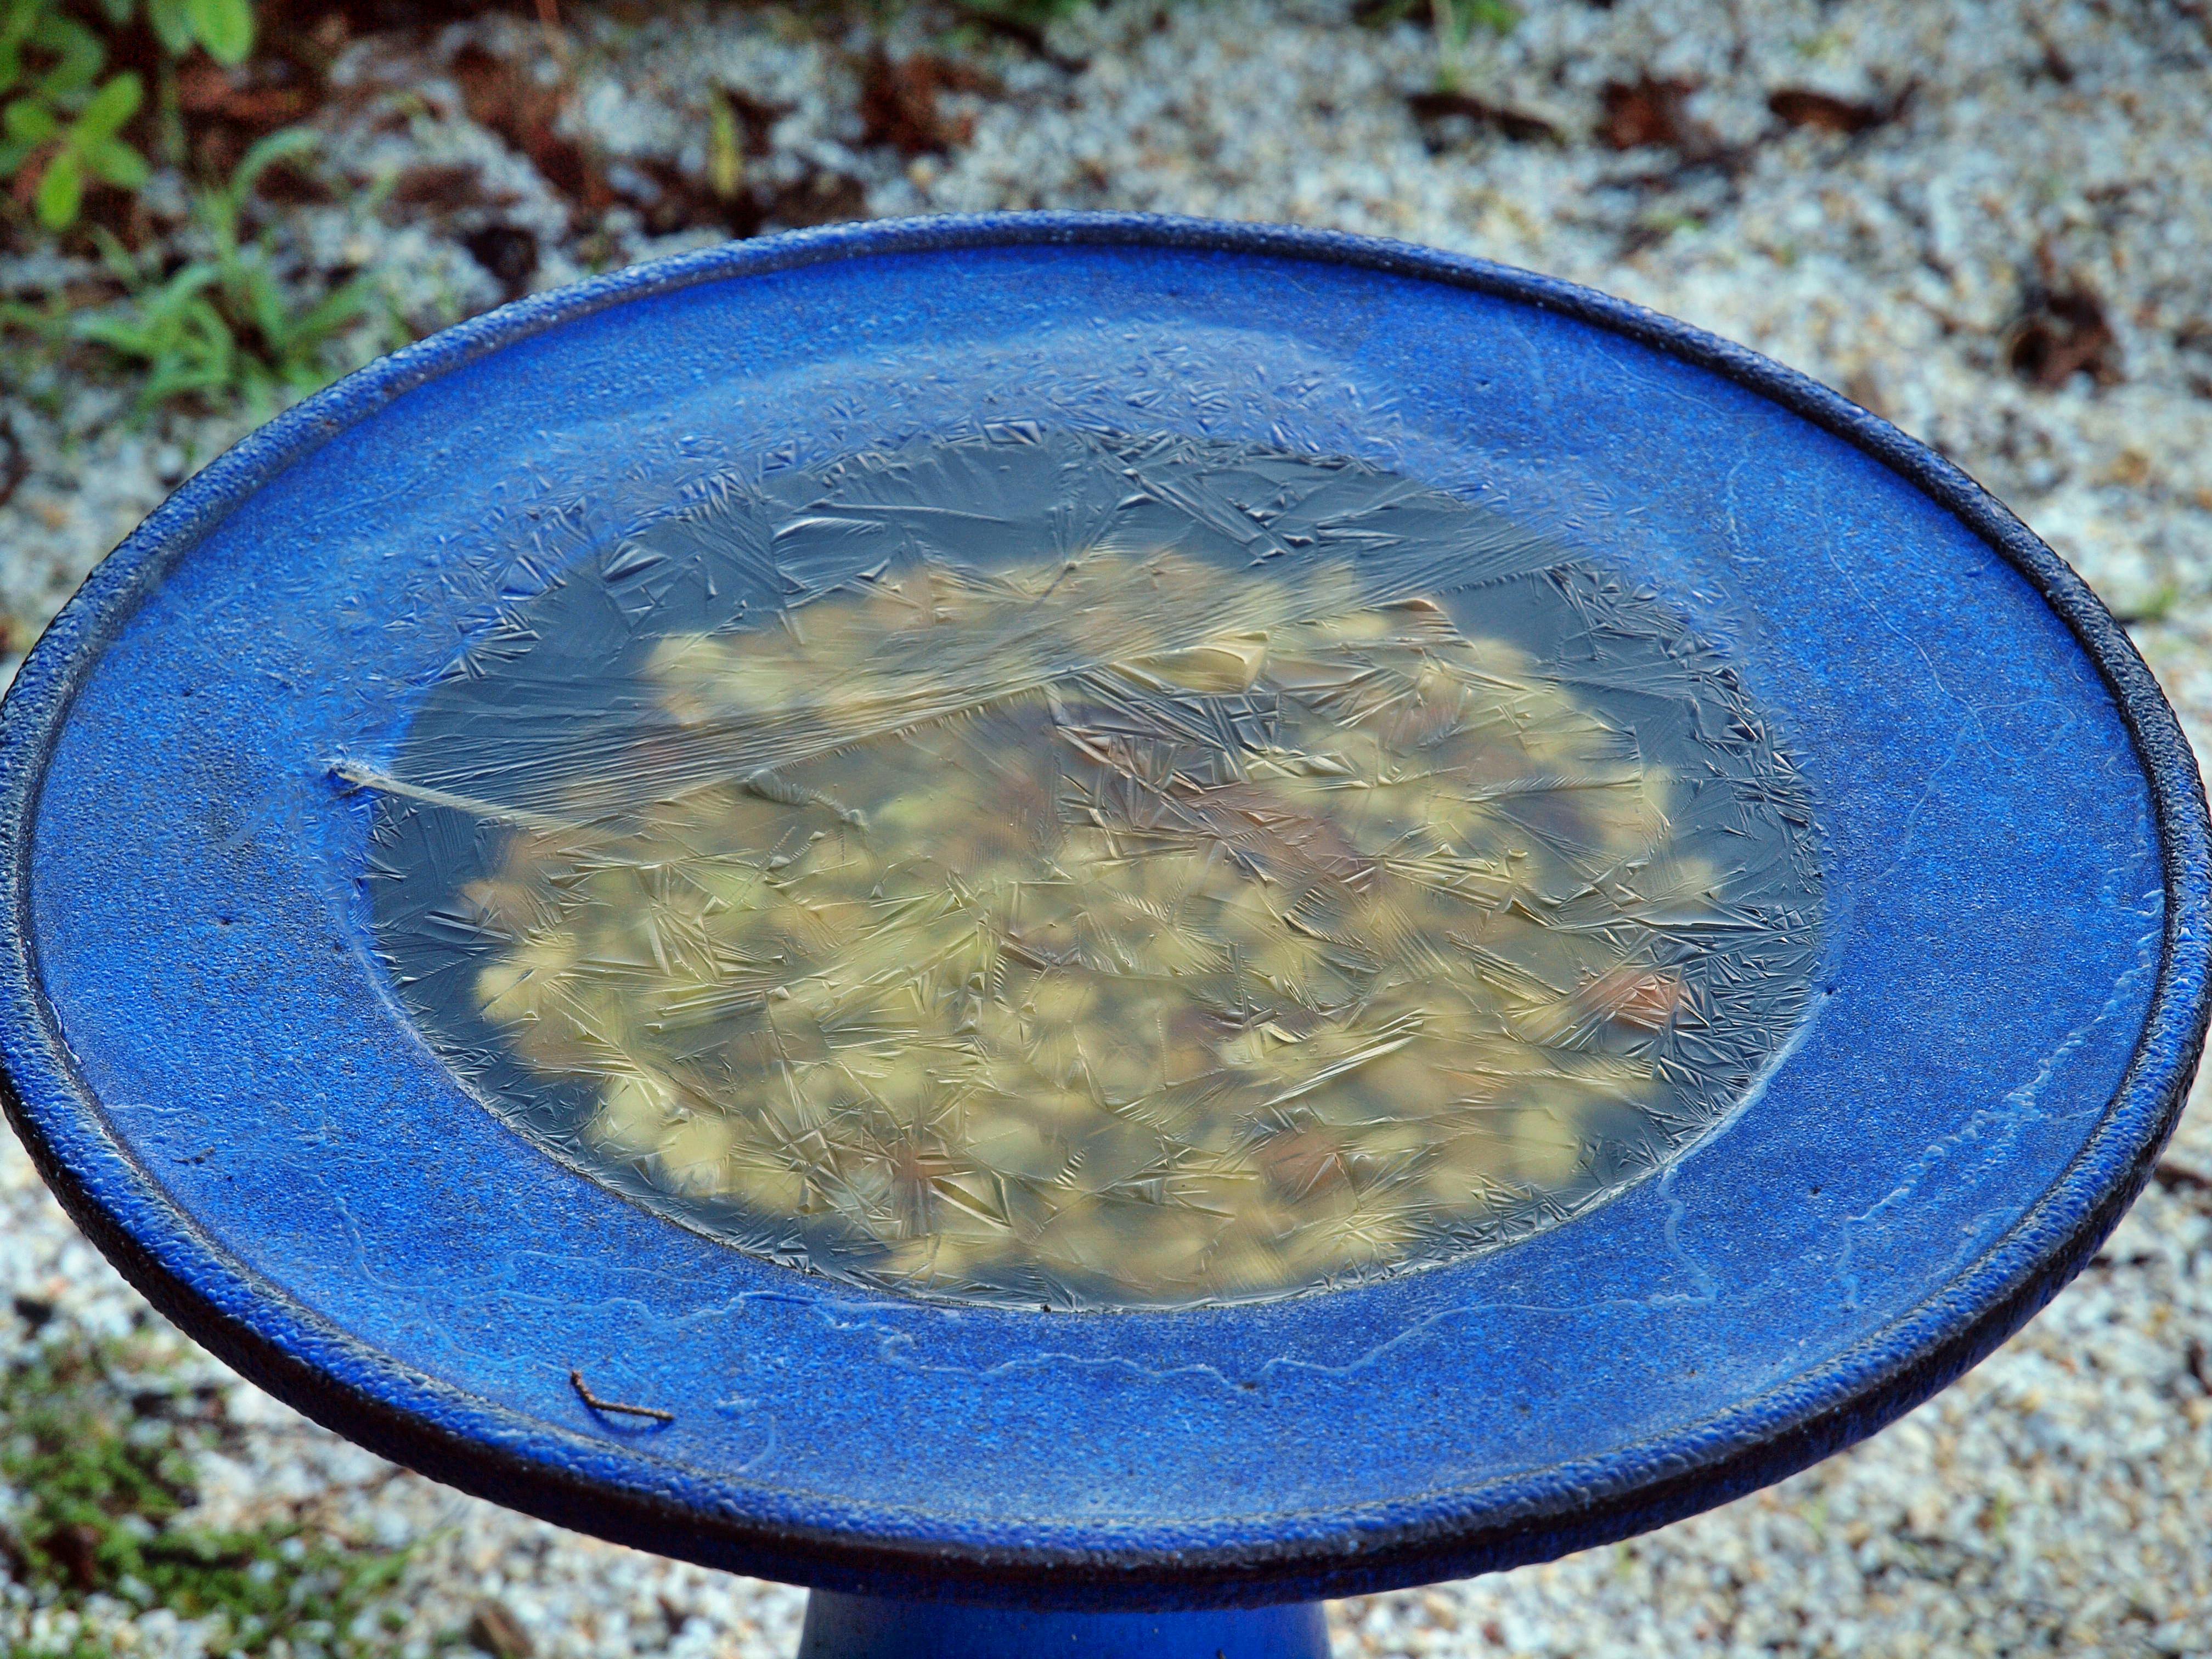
left=4, top=0, right=2212, bottom=1654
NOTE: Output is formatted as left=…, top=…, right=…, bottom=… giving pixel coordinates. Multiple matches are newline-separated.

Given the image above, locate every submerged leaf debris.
left=366, top=431, right=1822, bottom=1310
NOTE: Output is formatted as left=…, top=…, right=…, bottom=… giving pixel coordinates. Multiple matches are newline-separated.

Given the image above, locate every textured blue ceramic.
left=1, top=216, right=2204, bottom=1630
left=795, top=1595, right=1330, bottom=1657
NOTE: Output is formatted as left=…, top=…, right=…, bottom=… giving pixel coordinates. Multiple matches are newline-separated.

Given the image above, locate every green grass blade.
left=84, top=132, right=146, bottom=188
left=4, top=93, right=59, bottom=145
left=146, top=0, right=199, bottom=57
left=72, top=67, right=142, bottom=144
left=186, top=0, right=254, bottom=67
left=33, top=142, right=80, bottom=228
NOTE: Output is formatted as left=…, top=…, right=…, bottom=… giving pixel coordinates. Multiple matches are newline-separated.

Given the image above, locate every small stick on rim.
left=570, top=1369, right=675, bottom=1424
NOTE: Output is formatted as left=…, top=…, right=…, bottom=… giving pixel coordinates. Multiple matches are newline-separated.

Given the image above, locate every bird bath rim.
left=0, top=212, right=2203, bottom=1611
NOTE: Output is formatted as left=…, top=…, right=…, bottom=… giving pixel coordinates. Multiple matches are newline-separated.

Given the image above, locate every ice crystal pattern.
left=367, top=431, right=1822, bottom=1310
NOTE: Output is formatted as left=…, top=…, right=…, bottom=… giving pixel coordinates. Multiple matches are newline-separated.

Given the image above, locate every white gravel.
left=5, top=0, right=2211, bottom=1654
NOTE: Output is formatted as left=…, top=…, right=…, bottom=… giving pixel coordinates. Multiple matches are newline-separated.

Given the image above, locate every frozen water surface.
left=366, top=429, right=1822, bottom=1308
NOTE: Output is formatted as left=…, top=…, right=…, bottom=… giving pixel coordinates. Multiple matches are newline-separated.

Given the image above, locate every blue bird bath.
left=1, top=216, right=2204, bottom=1659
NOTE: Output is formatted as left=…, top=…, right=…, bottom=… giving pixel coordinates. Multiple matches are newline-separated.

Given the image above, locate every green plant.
left=2112, top=580, right=2182, bottom=627
left=0, top=0, right=258, bottom=230
left=1429, top=0, right=1519, bottom=91
left=1359, top=0, right=1519, bottom=90
left=1637, top=206, right=1706, bottom=241
left=0, top=1328, right=421, bottom=1657
left=5, top=1632, right=115, bottom=1659
left=69, top=127, right=382, bottom=410
left=143, top=0, right=253, bottom=63
left=956, top=0, right=1088, bottom=28
left=944, top=0, right=1092, bottom=58
left=707, top=88, right=743, bottom=200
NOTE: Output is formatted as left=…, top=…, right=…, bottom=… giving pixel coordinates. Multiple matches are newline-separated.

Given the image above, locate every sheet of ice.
left=364, top=430, right=1822, bottom=1308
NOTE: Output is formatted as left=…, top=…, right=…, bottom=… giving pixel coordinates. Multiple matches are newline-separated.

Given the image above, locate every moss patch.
left=1, top=1327, right=427, bottom=1658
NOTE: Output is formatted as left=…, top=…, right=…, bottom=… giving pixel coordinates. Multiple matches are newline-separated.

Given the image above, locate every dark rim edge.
left=0, top=211, right=2204, bottom=1607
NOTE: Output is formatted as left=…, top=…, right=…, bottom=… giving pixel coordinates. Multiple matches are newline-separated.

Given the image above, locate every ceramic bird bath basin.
left=2, top=216, right=2205, bottom=1659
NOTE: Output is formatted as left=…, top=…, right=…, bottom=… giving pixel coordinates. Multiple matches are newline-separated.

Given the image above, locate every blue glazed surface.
left=0, top=216, right=2204, bottom=1610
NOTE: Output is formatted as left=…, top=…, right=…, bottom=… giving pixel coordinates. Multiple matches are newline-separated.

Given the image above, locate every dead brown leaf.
left=389, top=162, right=517, bottom=210
left=2007, top=283, right=2123, bottom=390
left=466, top=1601, right=534, bottom=1659
left=1598, top=75, right=1699, bottom=151
left=1767, top=84, right=1910, bottom=136
left=449, top=41, right=610, bottom=216
left=859, top=49, right=994, bottom=157
left=176, top=59, right=314, bottom=127
left=462, top=223, right=539, bottom=301
left=40, top=1523, right=102, bottom=1593
left=0, top=420, right=24, bottom=514
left=761, top=168, right=869, bottom=230
left=1406, top=90, right=1561, bottom=145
